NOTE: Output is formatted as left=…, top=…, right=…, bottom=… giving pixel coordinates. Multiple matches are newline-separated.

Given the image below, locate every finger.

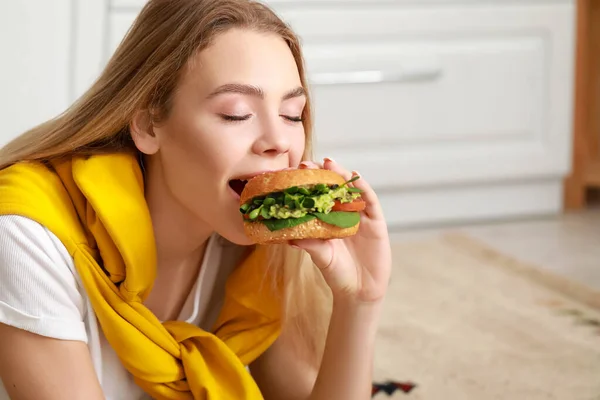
left=289, top=239, right=334, bottom=270
left=322, top=157, right=352, bottom=181
left=289, top=239, right=354, bottom=293
left=350, top=170, right=385, bottom=220
left=299, top=160, right=322, bottom=169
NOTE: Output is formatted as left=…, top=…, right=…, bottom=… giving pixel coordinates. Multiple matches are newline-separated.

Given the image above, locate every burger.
left=237, top=168, right=366, bottom=244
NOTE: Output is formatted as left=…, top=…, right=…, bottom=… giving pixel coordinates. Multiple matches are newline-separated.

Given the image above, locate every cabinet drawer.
left=303, top=35, right=544, bottom=150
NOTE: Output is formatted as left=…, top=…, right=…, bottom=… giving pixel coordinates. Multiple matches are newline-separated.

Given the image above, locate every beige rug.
left=373, top=233, right=600, bottom=399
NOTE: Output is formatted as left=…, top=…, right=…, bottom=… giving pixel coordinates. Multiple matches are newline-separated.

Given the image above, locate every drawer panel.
left=304, top=35, right=545, bottom=149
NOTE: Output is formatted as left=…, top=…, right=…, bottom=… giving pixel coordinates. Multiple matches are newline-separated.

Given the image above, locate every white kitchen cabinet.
left=8, top=0, right=577, bottom=228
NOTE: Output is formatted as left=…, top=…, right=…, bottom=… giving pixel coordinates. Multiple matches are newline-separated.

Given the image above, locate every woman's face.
left=142, top=28, right=307, bottom=245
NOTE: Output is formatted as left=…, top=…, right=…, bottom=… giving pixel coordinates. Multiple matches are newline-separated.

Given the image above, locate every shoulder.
left=0, top=161, right=60, bottom=204
left=0, top=160, right=88, bottom=249
left=0, top=215, right=88, bottom=342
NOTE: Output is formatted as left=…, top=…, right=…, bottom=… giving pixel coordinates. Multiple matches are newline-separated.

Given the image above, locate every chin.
left=214, top=221, right=257, bottom=247
left=224, top=233, right=256, bottom=247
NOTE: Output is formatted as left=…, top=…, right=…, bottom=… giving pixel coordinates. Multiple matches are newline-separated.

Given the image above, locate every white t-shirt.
left=0, top=215, right=243, bottom=400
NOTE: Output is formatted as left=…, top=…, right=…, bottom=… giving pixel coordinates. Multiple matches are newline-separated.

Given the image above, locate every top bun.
left=240, top=168, right=346, bottom=205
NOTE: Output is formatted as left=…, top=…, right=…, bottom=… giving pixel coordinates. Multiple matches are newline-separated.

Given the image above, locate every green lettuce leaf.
left=313, top=211, right=360, bottom=228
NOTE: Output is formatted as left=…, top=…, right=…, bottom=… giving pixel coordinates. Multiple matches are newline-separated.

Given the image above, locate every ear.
left=130, top=110, right=160, bottom=155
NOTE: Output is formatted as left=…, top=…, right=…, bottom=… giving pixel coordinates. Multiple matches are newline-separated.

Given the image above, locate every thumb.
left=289, top=239, right=335, bottom=271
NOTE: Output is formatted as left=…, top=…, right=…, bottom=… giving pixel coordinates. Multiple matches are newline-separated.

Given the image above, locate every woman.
left=0, top=0, right=392, bottom=399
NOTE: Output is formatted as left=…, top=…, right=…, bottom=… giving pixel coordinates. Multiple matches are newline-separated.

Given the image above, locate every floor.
left=389, top=208, right=600, bottom=291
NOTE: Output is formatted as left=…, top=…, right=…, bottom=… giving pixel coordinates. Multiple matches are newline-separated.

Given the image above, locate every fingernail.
left=352, top=170, right=360, bottom=176
left=323, top=157, right=335, bottom=163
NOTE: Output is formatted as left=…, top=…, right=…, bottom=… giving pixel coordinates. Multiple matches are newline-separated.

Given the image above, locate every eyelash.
left=219, top=114, right=303, bottom=123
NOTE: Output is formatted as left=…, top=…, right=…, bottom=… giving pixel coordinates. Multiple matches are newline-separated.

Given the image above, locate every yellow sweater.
left=0, top=153, right=281, bottom=399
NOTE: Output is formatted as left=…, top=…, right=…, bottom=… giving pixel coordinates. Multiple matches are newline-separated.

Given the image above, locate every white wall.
left=0, top=1, right=72, bottom=147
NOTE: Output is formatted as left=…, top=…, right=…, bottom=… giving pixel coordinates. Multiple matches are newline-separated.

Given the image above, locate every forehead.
left=182, top=28, right=302, bottom=94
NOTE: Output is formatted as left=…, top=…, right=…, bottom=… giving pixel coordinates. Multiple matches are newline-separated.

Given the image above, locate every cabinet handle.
left=309, top=67, right=442, bottom=86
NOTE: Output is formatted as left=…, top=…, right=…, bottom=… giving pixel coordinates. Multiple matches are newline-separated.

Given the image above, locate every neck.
left=141, top=158, right=213, bottom=320
left=143, top=158, right=213, bottom=271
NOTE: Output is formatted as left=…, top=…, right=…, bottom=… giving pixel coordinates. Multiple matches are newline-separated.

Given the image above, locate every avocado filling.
left=240, top=176, right=363, bottom=220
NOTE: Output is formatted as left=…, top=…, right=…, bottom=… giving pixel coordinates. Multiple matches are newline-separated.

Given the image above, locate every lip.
left=229, top=185, right=242, bottom=201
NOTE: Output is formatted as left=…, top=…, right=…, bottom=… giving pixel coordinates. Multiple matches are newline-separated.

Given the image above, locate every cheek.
left=290, top=130, right=307, bottom=165
left=159, top=115, right=232, bottom=173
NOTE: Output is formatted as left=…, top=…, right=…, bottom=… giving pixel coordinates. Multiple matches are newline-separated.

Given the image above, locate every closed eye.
left=219, top=113, right=302, bottom=123
left=281, top=115, right=303, bottom=123
left=219, top=113, right=252, bottom=122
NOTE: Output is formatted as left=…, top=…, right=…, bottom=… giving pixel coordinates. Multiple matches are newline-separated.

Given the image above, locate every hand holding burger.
left=240, top=158, right=391, bottom=305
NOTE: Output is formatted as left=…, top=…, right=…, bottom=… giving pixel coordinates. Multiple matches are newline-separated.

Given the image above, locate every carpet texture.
left=373, top=233, right=600, bottom=399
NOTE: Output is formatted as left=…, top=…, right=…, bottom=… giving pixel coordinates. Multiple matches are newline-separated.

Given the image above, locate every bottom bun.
left=243, top=218, right=360, bottom=244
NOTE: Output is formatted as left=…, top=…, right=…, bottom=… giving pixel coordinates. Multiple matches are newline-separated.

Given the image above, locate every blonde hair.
left=0, top=0, right=330, bottom=366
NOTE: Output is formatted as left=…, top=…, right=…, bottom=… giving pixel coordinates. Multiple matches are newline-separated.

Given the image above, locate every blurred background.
left=1, top=0, right=598, bottom=398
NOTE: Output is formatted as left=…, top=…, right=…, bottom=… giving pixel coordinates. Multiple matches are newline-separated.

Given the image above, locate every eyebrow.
left=206, top=83, right=306, bottom=101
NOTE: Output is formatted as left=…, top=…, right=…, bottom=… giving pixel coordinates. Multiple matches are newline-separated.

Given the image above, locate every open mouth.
left=228, top=179, right=249, bottom=197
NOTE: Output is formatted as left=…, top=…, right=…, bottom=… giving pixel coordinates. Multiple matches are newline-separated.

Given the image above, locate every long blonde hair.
left=0, top=0, right=330, bottom=366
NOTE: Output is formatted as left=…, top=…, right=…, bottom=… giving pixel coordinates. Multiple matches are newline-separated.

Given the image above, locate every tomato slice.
left=331, top=199, right=366, bottom=212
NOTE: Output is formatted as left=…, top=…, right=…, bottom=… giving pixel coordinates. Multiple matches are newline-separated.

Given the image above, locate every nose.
left=251, top=117, right=290, bottom=157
